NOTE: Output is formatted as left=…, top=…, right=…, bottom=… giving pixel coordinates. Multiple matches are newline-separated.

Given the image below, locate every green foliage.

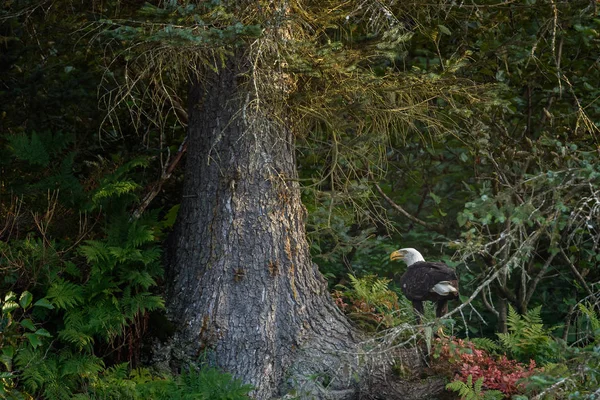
left=54, top=216, right=164, bottom=352
left=7, top=132, right=51, bottom=167
left=468, top=338, right=502, bottom=354
left=1, top=291, right=54, bottom=398
left=333, top=274, right=411, bottom=330
left=496, top=305, right=556, bottom=363
left=3, top=0, right=600, bottom=398
left=101, top=2, right=262, bottom=47
left=524, top=339, right=600, bottom=399
left=578, top=302, right=600, bottom=343
left=89, top=365, right=253, bottom=400
left=446, top=375, right=503, bottom=400
left=0, top=157, right=167, bottom=398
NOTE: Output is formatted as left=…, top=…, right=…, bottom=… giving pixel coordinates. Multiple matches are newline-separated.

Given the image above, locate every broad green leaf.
left=34, top=297, right=55, bottom=309
left=24, top=333, right=43, bottom=348
left=1, top=346, right=14, bottom=359
left=1, top=346, right=14, bottom=370
left=20, top=319, right=36, bottom=332
left=438, top=24, right=451, bottom=35
left=19, top=291, right=33, bottom=309
left=2, top=301, right=19, bottom=314
left=34, top=328, right=52, bottom=338
left=4, top=292, right=17, bottom=302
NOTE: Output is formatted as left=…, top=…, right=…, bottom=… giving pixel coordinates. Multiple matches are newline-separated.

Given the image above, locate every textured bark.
left=157, top=52, right=361, bottom=398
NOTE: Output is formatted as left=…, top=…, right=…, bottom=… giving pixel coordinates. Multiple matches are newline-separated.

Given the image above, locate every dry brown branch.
left=132, top=136, right=188, bottom=220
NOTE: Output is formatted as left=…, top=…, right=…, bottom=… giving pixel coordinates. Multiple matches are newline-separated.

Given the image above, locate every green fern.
left=346, top=274, right=398, bottom=310
left=59, top=352, right=105, bottom=380
left=92, top=180, right=141, bottom=204
left=496, top=305, right=554, bottom=363
left=78, top=240, right=111, bottom=263
left=446, top=375, right=503, bottom=400
left=7, top=131, right=50, bottom=167
left=46, top=279, right=84, bottom=309
left=470, top=338, right=502, bottom=354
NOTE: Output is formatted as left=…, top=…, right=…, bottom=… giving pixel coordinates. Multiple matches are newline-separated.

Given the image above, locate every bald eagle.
left=390, top=248, right=459, bottom=322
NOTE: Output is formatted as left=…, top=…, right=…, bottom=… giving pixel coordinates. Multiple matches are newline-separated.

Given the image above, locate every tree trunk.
left=156, top=51, right=362, bottom=398
left=151, top=48, right=449, bottom=400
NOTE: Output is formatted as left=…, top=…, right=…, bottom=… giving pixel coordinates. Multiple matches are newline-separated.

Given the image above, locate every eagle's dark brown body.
left=400, top=261, right=459, bottom=319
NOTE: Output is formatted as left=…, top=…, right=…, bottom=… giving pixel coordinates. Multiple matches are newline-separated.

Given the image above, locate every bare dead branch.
left=132, top=136, right=188, bottom=220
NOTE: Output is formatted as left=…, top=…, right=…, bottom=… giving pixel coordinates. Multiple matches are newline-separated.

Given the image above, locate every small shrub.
left=497, top=305, right=556, bottom=364
left=433, top=337, right=539, bottom=397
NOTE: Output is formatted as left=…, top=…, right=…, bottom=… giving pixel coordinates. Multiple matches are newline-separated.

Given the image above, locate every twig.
left=559, top=248, right=595, bottom=299
left=531, top=377, right=570, bottom=400
left=131, top=81, right=190, bottom=219
left=524, top=251, right=557, bottom=307
left=132, top=136, right=188, bottom=219
left=374, top=184, right=445, bottom=234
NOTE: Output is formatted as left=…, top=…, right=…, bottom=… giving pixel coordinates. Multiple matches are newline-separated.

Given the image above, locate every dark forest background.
left=1, top=0, right=599, bottom=398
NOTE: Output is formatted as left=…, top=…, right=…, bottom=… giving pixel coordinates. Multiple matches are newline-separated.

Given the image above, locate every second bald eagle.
left=390, top=248, right=459, bottom=321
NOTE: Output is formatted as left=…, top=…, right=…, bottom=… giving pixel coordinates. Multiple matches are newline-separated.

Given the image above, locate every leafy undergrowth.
left=432, top=337, right=539, bottom=398
left=332, top=274, right=412, bottom=331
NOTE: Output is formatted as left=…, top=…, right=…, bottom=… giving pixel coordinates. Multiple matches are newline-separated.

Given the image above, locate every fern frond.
left=524, top=305, right=544, bottom=325
left=474, top=375, right=483, bottom=394
left=47, top=279, right=84, bottom=310
left=79, top=240, right=111, bottom=263
left=111, top=157, right=150, bottom=180
left=121, top=270, right=157, bottom=290
left=470, top=338, right=502, bottom=353
left=7, top=131, right=50, bottom=167
left=123, top=292, right=164, bottom=320
left=86, top=301, right=126, bottom=341
left=43, top=380, right=74, bottom=400
left=60, top=352, right=104, bottom=378
left=58, top=328, right=95, bottom=352
left=108, top=246, right=143, bottom=263
left=15, top=347, right=61, bottom=396
left=506, top=304, right=524, bottom=333
left=92, top=180, right=140, bottom=204
left=139, top=246, right=163, bottom=266
left=446, top=375, right=497, bottom=400
left=578, top=303, right=600, bottom=333
left=103, top=362, right=130, bottom=381
left=446, top=378, right=475, bottom=400
left=127, top=222, right=155, bottom=247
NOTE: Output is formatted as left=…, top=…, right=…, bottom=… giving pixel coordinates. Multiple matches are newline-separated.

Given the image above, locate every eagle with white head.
left=390, top=248, right=459, bottom=321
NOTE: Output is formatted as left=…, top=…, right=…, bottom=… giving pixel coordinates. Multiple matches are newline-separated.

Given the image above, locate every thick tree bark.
left=156, top=52, right=363, bottom=398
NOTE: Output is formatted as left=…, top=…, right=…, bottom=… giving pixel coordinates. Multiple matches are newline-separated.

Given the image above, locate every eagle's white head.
left=389, top=248, right=425, bottom=267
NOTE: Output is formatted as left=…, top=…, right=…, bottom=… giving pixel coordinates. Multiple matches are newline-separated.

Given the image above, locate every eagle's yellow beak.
left=390, top=250, right=404, bottom=261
